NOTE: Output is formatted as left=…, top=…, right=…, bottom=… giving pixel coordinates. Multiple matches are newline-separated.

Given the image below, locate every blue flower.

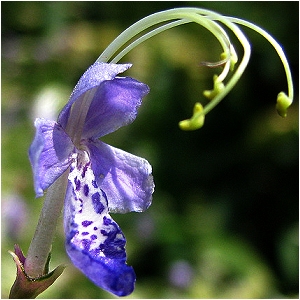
left=28, top=62, right=154, bottom=296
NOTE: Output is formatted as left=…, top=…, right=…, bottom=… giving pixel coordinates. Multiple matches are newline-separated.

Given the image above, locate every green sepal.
left=9, top=245, right=65, bottom=299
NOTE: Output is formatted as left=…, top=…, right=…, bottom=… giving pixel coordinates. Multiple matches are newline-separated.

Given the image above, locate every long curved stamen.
left=97, top=8, right=233, bottom=64
left=96, top=8, right=248, bottom=131
left=228, top=16, right=294, bottom=116
left=96, top=7, right=293, bottom=130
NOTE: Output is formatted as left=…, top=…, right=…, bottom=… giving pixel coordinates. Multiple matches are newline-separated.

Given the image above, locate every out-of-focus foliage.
left=2, top=2, right=298, bottom=298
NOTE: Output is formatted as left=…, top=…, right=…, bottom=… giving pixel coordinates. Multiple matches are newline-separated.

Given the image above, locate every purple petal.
left=57, top=62, right=132, bottom=131
left=64, top=152, right=135, bottom=296
left=81, top=77, right=149, bottom=139
left=86, top=139, right=154, bottom=213
left=28, top=118, right=74, bottom=197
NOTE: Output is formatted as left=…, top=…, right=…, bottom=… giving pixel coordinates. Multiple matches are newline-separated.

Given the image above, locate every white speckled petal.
left=64, top=151, right=135, bottom=296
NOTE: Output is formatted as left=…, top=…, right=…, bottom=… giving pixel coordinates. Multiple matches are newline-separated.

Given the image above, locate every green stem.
left=24, top=171, right=68, bottom=278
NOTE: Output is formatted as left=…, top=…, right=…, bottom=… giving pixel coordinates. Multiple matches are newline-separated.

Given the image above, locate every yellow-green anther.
left=203, top=75, right=225, bottom=100
left=179, top=102, right=205, bottom=131
left=193, top=102, right=203, bottom=114
left=220, top=52, right=227, bottom=61
left=229, top=45, right=238, bottom=71
left=276, top=91, right=293, bottom=118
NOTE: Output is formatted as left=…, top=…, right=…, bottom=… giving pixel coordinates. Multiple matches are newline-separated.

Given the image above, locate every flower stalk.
left=24, top=171, right=68, bottom=278
left=9, top=245, right=65, bottom=299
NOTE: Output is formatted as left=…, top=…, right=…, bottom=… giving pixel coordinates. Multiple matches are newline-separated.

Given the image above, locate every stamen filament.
left=96, top=7, right=293, bottom=129
left=201, top=17, right=251, bottom=116
left=96, top=7, right=252, bottom=130
left=110, top=19, right=190, bottom=63
left=97, top=8, right=234, bottom=64
left=228, top=17, right=294, bottom=101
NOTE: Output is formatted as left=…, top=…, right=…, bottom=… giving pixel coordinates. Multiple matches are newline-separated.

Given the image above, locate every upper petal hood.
left=82, top=77, right=149, bottom=139
left=57, top=62, right=133, bottom=131
left=28, top=118, right=74, bottom=197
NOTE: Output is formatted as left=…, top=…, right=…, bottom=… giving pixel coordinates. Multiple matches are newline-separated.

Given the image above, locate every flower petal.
left=57, top=62, right=132, bottom=130
left=86, top=139, right=154, bottom=213
left=28, top=118, right=74, bottom=197
left=64, top=152, right=135, bottom=296
left=82, top=77, right=149, bottom=138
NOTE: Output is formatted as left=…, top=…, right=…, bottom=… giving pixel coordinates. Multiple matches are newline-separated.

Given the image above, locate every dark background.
left=2, top=2, right=298, bottom=298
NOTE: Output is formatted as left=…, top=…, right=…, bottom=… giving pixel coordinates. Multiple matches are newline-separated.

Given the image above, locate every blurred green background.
left=2, top=1, right=298, bottom=298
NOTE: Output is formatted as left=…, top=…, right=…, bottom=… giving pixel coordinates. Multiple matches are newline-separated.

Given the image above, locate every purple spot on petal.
left=81, top=239, right=91, bottom=250
left=71, top=229, right=79, bottom=235
left=92, top=180, right=98, bottom=188
left=91, top=234, right=97, bottom=240
left=92, top=192, right=105, bottom=214
left=74, top=177, right=81, bottom=191
left=82, top=232, right=89, bottom=236
left=82, top=220, right=93, bottom=227
left=82, top=162, right=90, bottom=178
left=94, top=227, right=98, bottom=230
left=99, top=216, right=126, bottom=258
left=103, top=216, right=111, bottom=226
left=90, top=247, right=101, bottom=257
left=70, top=222, right=78, bottom=228
left=83, top=184, right=89, bottom=197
